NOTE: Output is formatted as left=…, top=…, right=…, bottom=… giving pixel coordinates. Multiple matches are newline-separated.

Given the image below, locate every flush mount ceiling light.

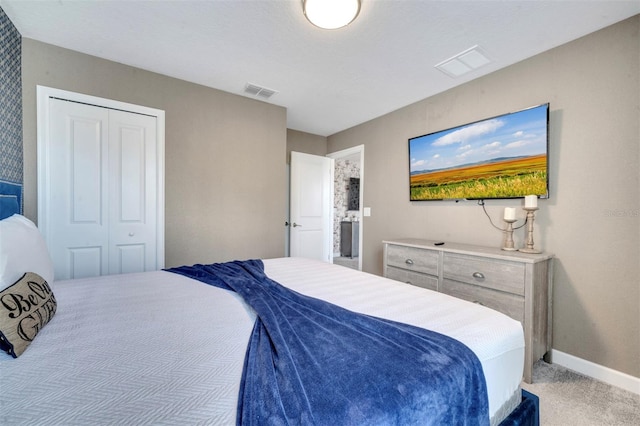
left=303, top=0, right=361, bottom=30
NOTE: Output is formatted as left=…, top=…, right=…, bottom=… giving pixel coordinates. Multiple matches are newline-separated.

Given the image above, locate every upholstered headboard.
left=0, top=180, right=22, bottom=220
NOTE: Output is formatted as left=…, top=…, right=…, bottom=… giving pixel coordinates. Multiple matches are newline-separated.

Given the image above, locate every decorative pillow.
left=0, top=272, right=57, bottom=358
left=0, top=214, right=55, bottom=291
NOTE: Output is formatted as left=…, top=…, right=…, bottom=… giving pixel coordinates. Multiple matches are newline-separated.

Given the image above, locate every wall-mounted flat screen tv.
left=409, top=103, right=549, bottom=201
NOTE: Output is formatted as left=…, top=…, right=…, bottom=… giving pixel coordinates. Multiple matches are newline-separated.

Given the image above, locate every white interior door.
left=289, top=151, right=334, bottom=262
left=40, top=89, right=163, bottom=280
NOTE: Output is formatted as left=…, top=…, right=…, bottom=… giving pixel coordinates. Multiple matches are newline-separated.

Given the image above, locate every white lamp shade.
left=303, top=0, right=361, bottom=30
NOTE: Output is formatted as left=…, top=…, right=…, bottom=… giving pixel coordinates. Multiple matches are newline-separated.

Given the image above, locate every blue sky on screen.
left=410, top=105, right=548, bottom=173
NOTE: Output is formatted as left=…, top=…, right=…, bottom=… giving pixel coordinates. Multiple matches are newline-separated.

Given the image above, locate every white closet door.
left=48, top=99, right=110, bottom=279
left=108, top=110, right=158, bottom=275
left=45, top=98, right=159, bottom=279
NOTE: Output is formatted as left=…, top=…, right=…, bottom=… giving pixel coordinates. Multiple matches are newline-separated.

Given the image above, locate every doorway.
left=327, top=145, right=364, bottom=271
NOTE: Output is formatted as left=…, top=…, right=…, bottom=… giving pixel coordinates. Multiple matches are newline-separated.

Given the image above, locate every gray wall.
left=328, top=16, right=640, bottom=378
left=286, top=129, right=327, bottom=163
left=21, top=39, right=287, bottom=268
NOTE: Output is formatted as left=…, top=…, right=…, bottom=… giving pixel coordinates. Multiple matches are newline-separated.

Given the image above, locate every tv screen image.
left=409, top=103, right=549, bottom=201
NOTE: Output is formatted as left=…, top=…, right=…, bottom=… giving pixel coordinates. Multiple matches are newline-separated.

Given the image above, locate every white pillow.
left=0, top=214, right=55, bottom=290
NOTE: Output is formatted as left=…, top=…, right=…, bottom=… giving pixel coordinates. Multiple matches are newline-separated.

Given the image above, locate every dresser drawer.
left=385, top=266, right=438, bottom=291
left=441, top=279, right=524, bottom=323
left=386, top=245, right=439, bottom=275
left=443, top=253, right=525, bottom=296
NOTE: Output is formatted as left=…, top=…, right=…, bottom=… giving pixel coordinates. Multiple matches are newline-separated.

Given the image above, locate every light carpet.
left=522, top=361, right=640, bottom=425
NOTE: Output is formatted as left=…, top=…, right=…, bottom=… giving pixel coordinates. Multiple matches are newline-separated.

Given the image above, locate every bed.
left=0, top=209, right=538, bottom=425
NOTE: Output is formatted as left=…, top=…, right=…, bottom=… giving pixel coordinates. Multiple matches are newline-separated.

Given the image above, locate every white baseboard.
left=551, top=349, right=640, bottom=395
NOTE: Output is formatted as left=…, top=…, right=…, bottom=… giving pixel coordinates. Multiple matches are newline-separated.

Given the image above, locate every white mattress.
left=0, top=257, right=524, bottom=425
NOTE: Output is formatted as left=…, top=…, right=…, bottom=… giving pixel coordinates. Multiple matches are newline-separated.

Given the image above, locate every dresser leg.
left=523, top=362, right=533, bottom=384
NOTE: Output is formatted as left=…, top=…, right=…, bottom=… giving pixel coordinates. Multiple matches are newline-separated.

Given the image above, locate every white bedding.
left=0, top=257, right=524, bottom=425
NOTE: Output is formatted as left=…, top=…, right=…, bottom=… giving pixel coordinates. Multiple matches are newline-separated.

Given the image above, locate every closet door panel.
left=119, top=126, right=144, bottom=221
left=69, top=247, right=103, bottom=279
left=108, top=110, right=158, bottom=275
left=70, top=119, right=103, bottom=223
left=48, top=99, right=109, bottom=280
left=115, top=244, right=146, bottom=274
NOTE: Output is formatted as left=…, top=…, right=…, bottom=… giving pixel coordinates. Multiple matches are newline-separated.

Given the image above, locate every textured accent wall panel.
left=0, top=6, right=22, bottom=184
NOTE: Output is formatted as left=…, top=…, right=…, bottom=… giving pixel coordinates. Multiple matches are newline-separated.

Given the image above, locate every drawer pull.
left=405, top=259, right=414, bottom=265
left=472, top=272, right=485, bottom=279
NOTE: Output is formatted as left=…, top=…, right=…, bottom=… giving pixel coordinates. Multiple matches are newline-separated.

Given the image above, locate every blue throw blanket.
left=166, top=260, right=489, bottom=425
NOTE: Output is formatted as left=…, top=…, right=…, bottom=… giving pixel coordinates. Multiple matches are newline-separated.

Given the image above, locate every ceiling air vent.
left=244, top=83, right=278, bottom=100
left=435, top=45, right=492, bottom=78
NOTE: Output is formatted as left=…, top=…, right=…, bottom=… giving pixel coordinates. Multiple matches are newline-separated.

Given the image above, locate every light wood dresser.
left=383, top=238, right=553, bottom=383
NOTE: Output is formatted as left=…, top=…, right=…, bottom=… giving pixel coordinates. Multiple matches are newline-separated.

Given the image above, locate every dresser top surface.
left=383, top=238, right=554, bottom=263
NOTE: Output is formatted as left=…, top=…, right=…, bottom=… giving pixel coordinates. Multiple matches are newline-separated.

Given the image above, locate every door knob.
left=292, top=223, right=302, bottom=227
left=128, top=232, right=135, bottom=237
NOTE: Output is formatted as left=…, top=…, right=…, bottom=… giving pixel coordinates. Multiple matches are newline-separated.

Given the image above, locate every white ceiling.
left=3, top=0, right=639, bottom=136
